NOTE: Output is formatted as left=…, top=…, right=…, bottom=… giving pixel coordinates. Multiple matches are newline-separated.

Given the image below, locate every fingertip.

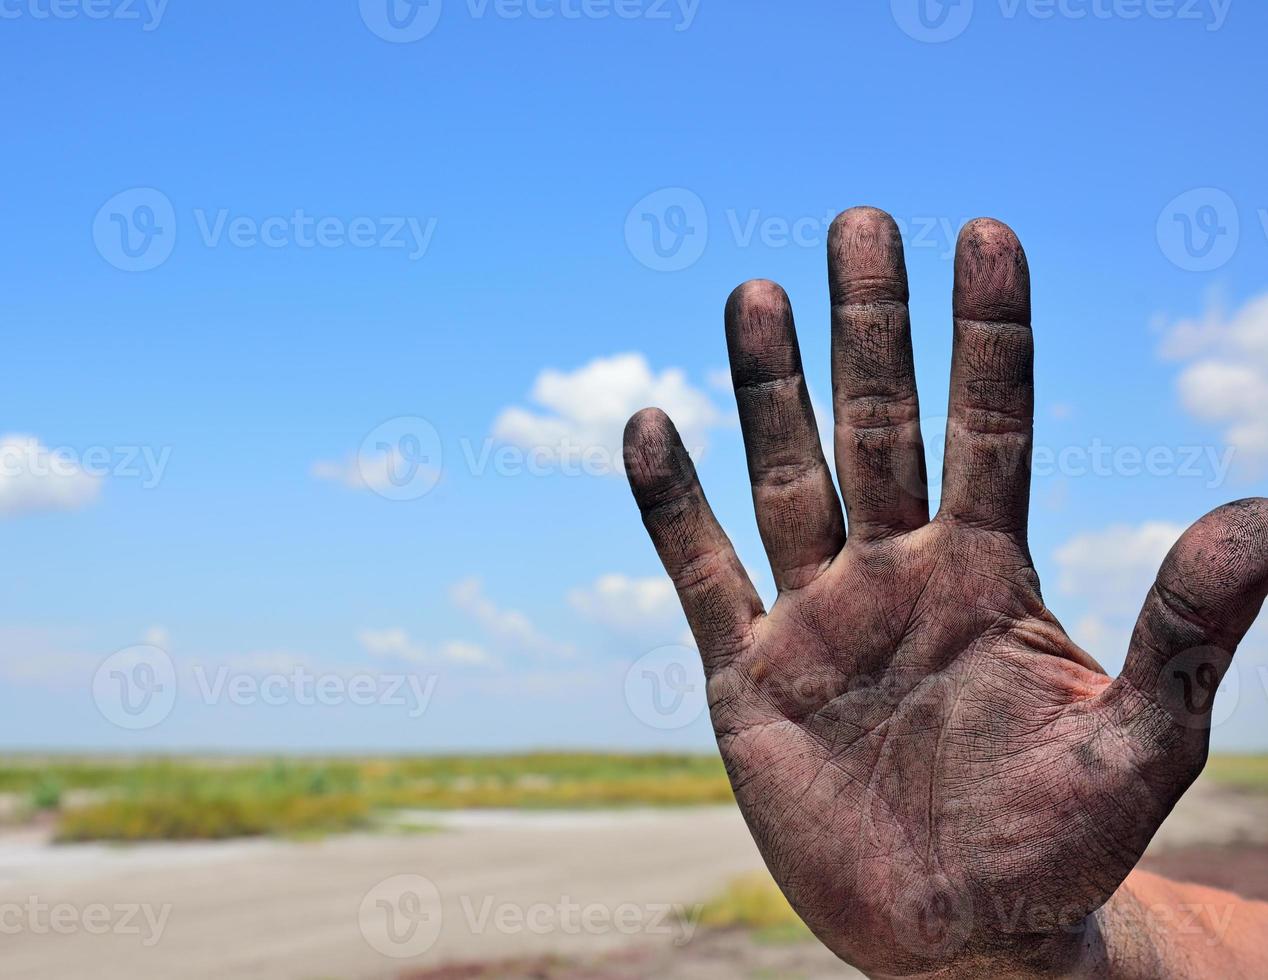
left=829, top=205, right=900, bottom=241
left=1167, top=497, right=1268, bottom=604
left=953, top=217, right=1030, bottom=324
left=623, top=408, right=688, bottom=496
left=725, top=279, right=801, bottom=383
left=623, top=406, right=675, bottom=454
left=957, top=216, right=1023, bottom=251
left=828, top=206, right=908, bottom=305
left=726, top=278, right=790, bottom=319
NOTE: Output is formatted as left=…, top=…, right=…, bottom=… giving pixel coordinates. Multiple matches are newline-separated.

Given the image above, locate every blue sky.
left=2, top=0, right=1267, bottom=751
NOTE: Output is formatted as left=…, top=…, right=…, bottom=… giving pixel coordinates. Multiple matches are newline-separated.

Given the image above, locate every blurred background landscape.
left=2, top=752, right=1266, bottom=978
left=4, top=1, right=1268, bottom=977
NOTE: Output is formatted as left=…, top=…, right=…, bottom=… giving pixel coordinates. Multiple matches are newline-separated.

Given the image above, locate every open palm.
left=623, top=209, right=1268, bottom=978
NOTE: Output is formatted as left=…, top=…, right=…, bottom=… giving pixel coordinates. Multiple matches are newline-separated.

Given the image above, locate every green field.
left=1, top=751, right=1262, bottom=844
left=1203, top=753, right=1268, bottom=792
left=0, top=753, right=733, bottom=842
left=699, top=871, right=814, bottom=944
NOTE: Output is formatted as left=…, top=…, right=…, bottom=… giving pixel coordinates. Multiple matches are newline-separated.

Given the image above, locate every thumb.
left=1116, top=498, right=1268, bottom=732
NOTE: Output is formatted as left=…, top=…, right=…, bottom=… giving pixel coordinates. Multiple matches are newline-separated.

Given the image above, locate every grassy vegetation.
left=699, top=871, right=813, bottom=944
left=0, top=753, right=733, bottom=842
left=1203, top=754, right=1268, bottom=792
left=6, top=751, right=1260, bottom=843
left=56, top=793, right=370, bottom=842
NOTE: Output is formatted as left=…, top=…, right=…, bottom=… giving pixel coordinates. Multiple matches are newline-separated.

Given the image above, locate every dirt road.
left=0, top=781, right=1263, bottom=979
left=0, top=808, right=778, bottom=979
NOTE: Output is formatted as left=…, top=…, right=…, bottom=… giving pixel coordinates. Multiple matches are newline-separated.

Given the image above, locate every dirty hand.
left=623, top=208, right=1268, bottom=978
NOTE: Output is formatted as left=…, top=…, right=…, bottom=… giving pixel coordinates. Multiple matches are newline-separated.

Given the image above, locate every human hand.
left=623, top=208, right=1268, bottom=978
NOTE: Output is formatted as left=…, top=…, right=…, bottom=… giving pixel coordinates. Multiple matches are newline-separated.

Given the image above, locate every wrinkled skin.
left=623, top=209, right=1268, bottom=978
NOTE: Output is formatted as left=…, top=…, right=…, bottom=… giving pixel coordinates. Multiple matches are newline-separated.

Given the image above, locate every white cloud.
left=143, top=625, right=170, bottom=649
left=706, top=366, right=733, bottom=393
left=1054, top=522, right=1184, bottom=608
left=216, top=650, right=317, bottom=674
left=492, top=353, right=725, bottom=475
left=568, top=573, right=687, bottom=639
left=450, top=577, right=574, bottom=658
left=1053, top=521, right=1184, bottom=656
left=310, top=448, right=439, bottom=494
left=0, top=435, right=101, bottom=517
left=357, top=627, right=490, bottom=666
left=358, top=627, right=427, bottom=663
left=438, top=640, right=490, bottom=665
left=310, top=457, right=363, bottom=489
left=1159, top=293, right=1268, bottom=475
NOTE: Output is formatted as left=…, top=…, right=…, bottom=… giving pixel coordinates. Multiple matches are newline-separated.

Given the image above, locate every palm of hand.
left=723, top=525, right=1163, bottom=976
left=624, top=209, right=1268, bottom=977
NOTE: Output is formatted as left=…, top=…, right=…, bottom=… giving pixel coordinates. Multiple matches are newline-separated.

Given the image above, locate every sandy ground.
left=0, top=780, right=1264, bottom=979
